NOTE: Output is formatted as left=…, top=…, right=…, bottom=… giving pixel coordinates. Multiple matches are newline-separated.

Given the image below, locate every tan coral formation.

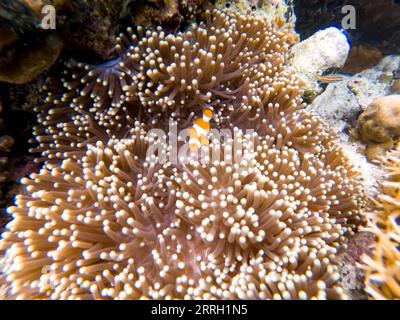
left=0, top=10, right=366, bottom=300
left=363, top=145, right=400, bottom=299
left=358, top=95, right=400, bottom=161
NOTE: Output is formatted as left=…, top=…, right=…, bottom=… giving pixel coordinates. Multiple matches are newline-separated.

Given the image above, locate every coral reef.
left=215, top=0, right=292, bottom=22
left=390, top=80, right=400, bottom=94
left=306, top=55, right=400, bottom=185
left=131, top=0, right=208, bottom=32
left=307, top=56, right=400, bottom=138
left=362, top=145, right=400, bottom=299
left=0, top=98, right=11, bottom=229
left=337, top=232, right=375, bottom=300
left=357, top=95, right=400, bottom=161
left=295, top=0, right=400, bottom=55
left=342, top=45, right=383, bottom=75
left=0, top=83, right=39, bottom=232
left=288, top=27, right=350, bottom=93
left=0, top=1, right=65, bottom=84
left=0, top=34, right=63, bottom=84
left=0, top=0, right=208, bottom=85
left=0, top=9, right=366, bottom=300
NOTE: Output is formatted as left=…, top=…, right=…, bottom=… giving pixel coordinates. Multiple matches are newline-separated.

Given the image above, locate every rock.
left=304, top=56, right=400, bottom=189
left=163, top=0, right=179, bottom=19
left=342, top=45, right=383, bottom=75
left=336, top=136, right=378, bottom=193
left=0, top=34, right=63, bottom=84
left=0, top=27, right=18, bottom=52
left=307, top=55, right=400, bottom=137
left=294, top=0, right=400, bottom=55
left=288, top=27, right=350, bottom=93
left=215, top=0, right=292, bottom=22
left=390, top=80, right=400, bottom=94
left=357, top=95, right=400, bottom=160
left=0, top=136, right=14, bottom=153
left=0, top=0, right=42, bottom=33
left=358, top=95, right=400, bottom=144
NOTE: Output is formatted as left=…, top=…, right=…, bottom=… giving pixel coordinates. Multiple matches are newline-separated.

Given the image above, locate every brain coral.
left=0, top=10, right=365, bottom=300
left=363, top=145, right=400, bottom=299
left=357, top=95, right=400, bottom=161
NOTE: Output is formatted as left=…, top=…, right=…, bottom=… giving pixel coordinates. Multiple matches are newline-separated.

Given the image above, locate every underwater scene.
left=0, top=0, right=399, bottom=301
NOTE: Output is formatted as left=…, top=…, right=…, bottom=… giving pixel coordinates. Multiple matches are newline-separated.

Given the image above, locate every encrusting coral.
left=0, top=9, right=366, bottom=300
left=357, top=95, right=400, bottom=161
left=362, top=145, right=400, bottom=299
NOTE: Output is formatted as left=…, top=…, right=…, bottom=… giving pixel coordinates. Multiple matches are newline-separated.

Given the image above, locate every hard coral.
left=0, top=9, right=366, bottom=300
left=0, top=0, right=65, bottom=84
left=130, top=0, right=207, bottom=32
left=358, top=95, right=400, bottom=161
left=362, top=145, right=400, bottom=299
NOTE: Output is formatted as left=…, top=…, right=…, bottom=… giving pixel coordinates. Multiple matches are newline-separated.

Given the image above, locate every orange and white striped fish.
left=188, top=108, right=213, bottom=152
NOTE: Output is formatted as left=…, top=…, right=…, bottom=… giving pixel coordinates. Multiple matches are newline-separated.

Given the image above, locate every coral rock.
left=295, top=0, right=400, bottom=54
left=0, top=34, right=63, bottom=84
left=342, top=45, right=383, bottom=75
left=358, top=95, right=400, bottom=160
left=288, top=27, right=350, bottom=93
left=0, top=27, right=18, bottom=52
left=390, top=80, right=400, bottom=94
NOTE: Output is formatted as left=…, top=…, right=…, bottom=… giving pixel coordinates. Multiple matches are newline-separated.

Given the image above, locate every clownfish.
left=188, top=108, right=213, bottom=152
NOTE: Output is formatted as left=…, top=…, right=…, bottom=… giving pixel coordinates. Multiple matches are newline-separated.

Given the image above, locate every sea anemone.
left=0, top=9, right=366, bottom=300
left=363, top=217, right=400, bottom=299
left=0, top=125, right=176, bottom=299
left=175, top=130, right=361, bottom=262
left=64, top=28, right=142, bottom=117
left=228, top=72, right=330, bottom=154
left=31, top=78, right=139, bottom=166
left=0, top=127, right=363, bottom=299
left=362, top=145, right=400, bottom=299
left=126, top=10, right=292, bottom=124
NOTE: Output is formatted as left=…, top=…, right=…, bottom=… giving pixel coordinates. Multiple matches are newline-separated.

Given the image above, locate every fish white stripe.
left=193, top=124, right=208, bottom=137
left=189, top=138, right=201, bottom=146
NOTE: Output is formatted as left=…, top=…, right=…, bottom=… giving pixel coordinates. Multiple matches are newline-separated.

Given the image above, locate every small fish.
left=317, top=74, right=345, bottom=84
left=189, top=108, right=213, bottom=152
